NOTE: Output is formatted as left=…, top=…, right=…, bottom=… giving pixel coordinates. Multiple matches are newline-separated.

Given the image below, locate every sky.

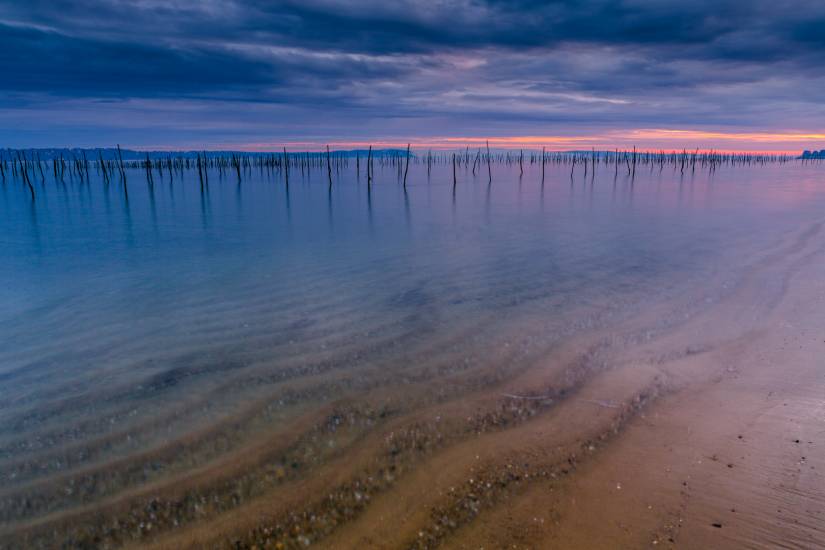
left=1, top=0, right=825, bottom=152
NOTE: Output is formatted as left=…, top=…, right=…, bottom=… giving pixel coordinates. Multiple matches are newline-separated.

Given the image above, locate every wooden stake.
left=403, top=143, right=410, bottom=188
left=486, top=140, right=492, bottom=184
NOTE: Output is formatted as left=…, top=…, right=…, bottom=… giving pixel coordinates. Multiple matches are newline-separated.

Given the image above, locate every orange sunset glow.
left=226, top=129, right=824, bottom=155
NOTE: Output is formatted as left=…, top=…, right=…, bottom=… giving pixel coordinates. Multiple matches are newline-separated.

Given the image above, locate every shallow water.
left=0, top=160, right=824, bottom=547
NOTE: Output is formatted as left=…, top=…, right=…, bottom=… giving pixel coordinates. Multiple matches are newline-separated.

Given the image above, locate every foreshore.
left=3, top=219, right=823, bottom=549
left=147, top=225, right=824, bottom=549
left=316, top=219, right=825, bottom=549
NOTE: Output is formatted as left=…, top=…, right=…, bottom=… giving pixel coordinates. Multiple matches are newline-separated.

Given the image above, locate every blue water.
left=2, top=161, right=824, bottom=400
left=0, top=158, right=824, bottom=544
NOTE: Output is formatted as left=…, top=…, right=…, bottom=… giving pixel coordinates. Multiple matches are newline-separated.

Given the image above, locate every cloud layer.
left=1, top=0, right=824, bottom=149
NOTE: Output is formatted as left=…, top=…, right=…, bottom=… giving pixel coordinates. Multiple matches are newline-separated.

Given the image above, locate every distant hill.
left=0, top=148, right=412, bottom=161
left=800, top=149, right=825, bottom=159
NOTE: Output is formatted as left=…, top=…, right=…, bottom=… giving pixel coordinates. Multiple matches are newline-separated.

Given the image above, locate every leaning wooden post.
left=452, top=152, right=457, bottom=189
left=18, top=151, right=35, bottom=200
left=403, top=143, right=411, bottom=188
left=98, top=151, right=109, bottom=185
left=116, top=144, right=127, bottom=183
left=36, top=152, right=46, bottom=182
left=116, top=144, right=128, bottom=199
left=326, top=145, right=333, bottom=187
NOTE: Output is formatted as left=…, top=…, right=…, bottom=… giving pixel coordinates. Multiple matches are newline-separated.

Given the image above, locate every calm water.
left=0, top=159, right=824, bottom=546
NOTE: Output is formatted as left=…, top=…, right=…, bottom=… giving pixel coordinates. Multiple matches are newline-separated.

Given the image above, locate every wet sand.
left=2, top=218, right=824, bottom=548
left=316, top=220, right=825, bottom=550
left=537, top=231, right=825, bottom=549
left=443, top=221, right=825, bottom=549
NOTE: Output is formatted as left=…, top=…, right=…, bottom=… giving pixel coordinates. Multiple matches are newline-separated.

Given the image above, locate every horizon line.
left=4, top=128, right=825, bottom=156
left=2, top=145, right=811, bottom=157
left=103, top=129, right=825, bottom=155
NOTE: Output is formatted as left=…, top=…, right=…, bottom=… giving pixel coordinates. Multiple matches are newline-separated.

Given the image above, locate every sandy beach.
left=438, top=221, right=825, bottom=549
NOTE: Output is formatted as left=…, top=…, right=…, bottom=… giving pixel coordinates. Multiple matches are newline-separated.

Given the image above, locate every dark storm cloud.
left=1, top=0, right=824, bottom=147
left=238, top=0, right=743, bottom=54
left=0, top=22, right=278, bottom=95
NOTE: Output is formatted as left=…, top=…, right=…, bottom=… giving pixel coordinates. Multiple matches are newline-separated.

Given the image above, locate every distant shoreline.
left=0, top=147, right=814, bottom=162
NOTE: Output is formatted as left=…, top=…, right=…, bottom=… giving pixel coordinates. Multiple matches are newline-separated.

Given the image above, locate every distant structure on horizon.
left=800, top=149, right=825, bottom=159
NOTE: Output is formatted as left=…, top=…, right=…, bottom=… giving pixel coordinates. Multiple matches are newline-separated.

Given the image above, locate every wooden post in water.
left=283, top=147, right=289, bottom=186
left=145, top=153, right=154, bottom=186
left=116, top=144, right=127, bottom=183
left=591, top=147, right=597, bottom=182
left=36, top=152, right=46, bottom=182
left=403, top=143, right=410, bottom=188
left=232, top=154, right=241, bottom=182
left=486, top=140, right=492, bottom=184
left=326, top=145, right=333, bottom=188
left=81, top=151, right=89, bottom=182
left=197, top=153, right=204, bottom=191
left=98, top=151, right=109, bottom=185
left=452, top=152, right=457, bottom=189
left=116, top=145, right=128, bottom=199
left=18, top=151, right=35, bottom=200
left=367, top=145, right=373, bottom=186
left=203, top=152, right=209, bottom=186
left=541, top=147, right=546, bottom=185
